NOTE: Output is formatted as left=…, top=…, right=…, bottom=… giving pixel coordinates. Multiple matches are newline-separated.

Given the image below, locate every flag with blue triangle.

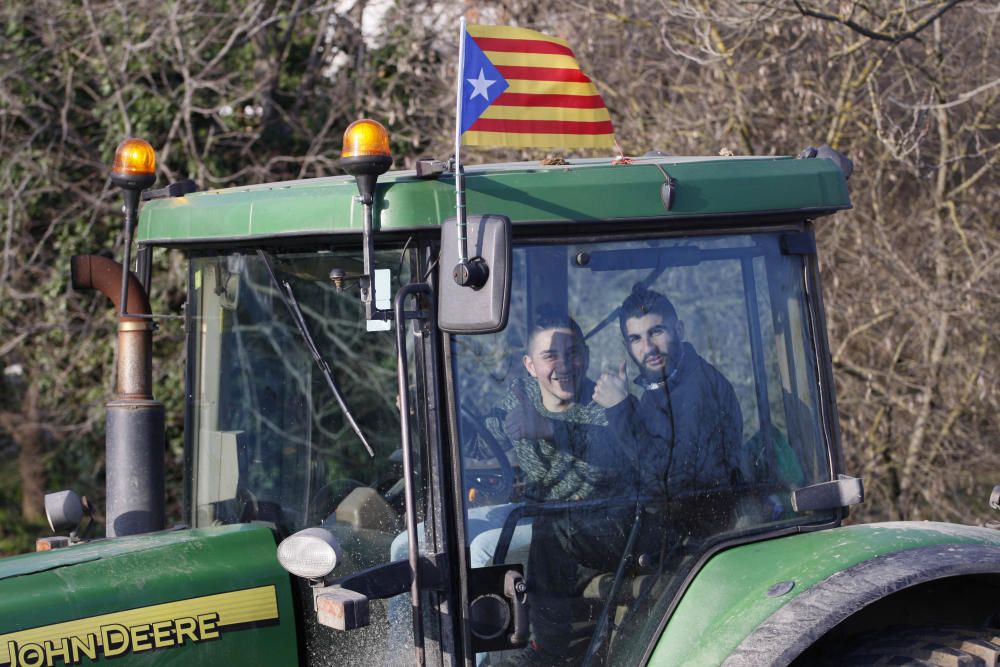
left=460, top=30, right=510, bottom=134
left=459, top=24, right=615, bottom=149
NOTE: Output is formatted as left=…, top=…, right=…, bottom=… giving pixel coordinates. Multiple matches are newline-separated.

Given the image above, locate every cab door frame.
left=397, top=237, right=464, bottom=667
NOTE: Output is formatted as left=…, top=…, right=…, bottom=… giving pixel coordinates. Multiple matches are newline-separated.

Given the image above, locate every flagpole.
left=454, top=16, right=469, bottom=271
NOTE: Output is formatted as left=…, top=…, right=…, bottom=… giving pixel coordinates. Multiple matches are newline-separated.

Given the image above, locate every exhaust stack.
left=72, top=254, right=164, bottom=537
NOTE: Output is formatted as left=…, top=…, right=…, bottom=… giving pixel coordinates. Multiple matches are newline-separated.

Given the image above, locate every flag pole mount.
left=453, top=17, right=490, bottom=290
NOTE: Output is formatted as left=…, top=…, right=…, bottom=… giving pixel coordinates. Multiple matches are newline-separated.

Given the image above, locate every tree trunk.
left=0, top=382, right=46, bottom=523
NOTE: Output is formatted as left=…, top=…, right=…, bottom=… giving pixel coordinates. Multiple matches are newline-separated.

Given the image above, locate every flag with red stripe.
left=460, top=25, right=615, bottom=149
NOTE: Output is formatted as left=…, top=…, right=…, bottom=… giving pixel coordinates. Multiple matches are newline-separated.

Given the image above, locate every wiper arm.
left=257, top=250, right=375, bottom=457
left=583, top=264, right=669, bottom=341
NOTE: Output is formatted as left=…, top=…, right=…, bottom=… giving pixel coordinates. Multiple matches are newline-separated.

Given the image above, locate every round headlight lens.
left=276, top=527, right=342, bottom=579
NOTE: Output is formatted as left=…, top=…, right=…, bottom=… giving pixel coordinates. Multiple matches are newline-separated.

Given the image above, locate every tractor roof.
left=136, top=154, right=850, bottom=245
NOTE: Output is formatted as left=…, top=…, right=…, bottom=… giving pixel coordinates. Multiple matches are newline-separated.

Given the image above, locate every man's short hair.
left=527, top=305, right=584, bottom=350
left=618, top=284, right=677, bottom=338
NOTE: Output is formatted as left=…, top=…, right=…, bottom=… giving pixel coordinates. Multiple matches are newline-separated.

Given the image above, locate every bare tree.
left=458, top=0, right=1000, bottom=523
left=1, top=0, right=997, bottom=552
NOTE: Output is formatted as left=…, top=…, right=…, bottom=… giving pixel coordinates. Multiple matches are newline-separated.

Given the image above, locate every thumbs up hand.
left=594, top=361, right=628, bottom=408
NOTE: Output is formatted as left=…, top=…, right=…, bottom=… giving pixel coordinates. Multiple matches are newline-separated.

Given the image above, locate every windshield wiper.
left=257, top=250, right=375, bottom=457
left=584, top=264, right=669, bottom=341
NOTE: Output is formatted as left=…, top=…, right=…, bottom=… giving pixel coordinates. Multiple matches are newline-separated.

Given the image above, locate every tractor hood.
left=0, top=525, right=298, bottom=666
left=0, top=524, right=190, bottom=584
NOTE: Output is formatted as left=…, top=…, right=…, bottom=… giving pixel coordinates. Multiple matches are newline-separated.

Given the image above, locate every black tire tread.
left=832, top=626, right=1000, bottom=667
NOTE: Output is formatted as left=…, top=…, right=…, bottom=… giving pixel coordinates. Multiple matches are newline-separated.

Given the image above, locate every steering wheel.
left=309, top=478, right=367, bottom=522
left=460, top=407, right=515, bottom=504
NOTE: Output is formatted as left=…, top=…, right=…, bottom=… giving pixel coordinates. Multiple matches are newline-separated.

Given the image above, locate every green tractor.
left=2, top=124, right=999, bottom=667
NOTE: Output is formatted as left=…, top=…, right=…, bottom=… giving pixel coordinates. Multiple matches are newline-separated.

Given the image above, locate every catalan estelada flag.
left=459, top=24, right=615, bottom=149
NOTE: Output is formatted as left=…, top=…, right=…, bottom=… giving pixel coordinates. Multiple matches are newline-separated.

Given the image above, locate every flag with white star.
left=460, top=30, right=509, bottom=134
left=460, top=25, right=615, bottom=149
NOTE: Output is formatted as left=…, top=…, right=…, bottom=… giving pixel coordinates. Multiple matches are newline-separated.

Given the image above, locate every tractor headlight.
left=277, top=527, right=343, bottom=580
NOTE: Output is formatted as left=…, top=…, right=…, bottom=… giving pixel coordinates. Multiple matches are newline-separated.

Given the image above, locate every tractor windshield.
left=451, top=229, right=838, bottom=664
left=184, top=249, right=417, bottom=546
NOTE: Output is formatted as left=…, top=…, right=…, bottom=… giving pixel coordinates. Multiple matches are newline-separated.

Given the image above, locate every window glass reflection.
left=452, top=232, right=835, bottom=665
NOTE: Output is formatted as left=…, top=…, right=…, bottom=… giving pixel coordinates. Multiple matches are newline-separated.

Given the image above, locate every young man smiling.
left=501, top=311, right=622, bottom=504
left=390, top=314, right=608, bottom=665
left=494, top=311, right=637, bottom=666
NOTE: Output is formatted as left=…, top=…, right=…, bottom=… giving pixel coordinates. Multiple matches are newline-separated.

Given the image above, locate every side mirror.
left=438, top=214, right=512, bottom=334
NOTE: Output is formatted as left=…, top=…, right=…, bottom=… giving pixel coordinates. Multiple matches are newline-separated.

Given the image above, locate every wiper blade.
left=584, top=264, right=669, bottom=341
left=257, top=250, right=375, bottom=457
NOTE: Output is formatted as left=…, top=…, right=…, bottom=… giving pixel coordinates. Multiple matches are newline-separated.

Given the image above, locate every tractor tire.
left=828, top=626, right=1000, bottom=666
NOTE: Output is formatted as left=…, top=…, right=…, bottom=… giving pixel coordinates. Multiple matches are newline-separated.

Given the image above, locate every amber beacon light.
left=110, top=138, right=157, bottom=191
left=338, top=119, right=394, bottom=321
left=339, top=120, right=392, bottom=205
left=341, top=119, right=391, bottom=160
left=108, top=137, right=157, bottom=318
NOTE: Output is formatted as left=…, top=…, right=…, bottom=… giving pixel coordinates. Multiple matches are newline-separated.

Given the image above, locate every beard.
left=639, top=340, right=683, bottom=380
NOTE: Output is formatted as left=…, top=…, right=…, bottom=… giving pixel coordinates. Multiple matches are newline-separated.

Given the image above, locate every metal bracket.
left=141, top=179, right=198, bottom=201
left=313, top=551, right=446, bottom=633
left=791, top=475, right=864, bottom=512
left=331, top=552, right=446, bottom=600
left=503, top=570, right=529, bottom=646
left=780, top=232, right=817, bottom=256
left=117, top=312, right=184, bottom=322
left=415, top=158, right=447, bottom=179
left=315, top=586, right=370, bottom=631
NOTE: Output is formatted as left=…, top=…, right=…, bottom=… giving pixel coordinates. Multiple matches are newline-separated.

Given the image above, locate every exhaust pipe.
left=71, top=255, right=164, bottom=538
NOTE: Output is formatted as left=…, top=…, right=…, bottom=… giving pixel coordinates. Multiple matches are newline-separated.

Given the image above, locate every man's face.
left=625, top=313, right=681, bottom=376
left=523, top=327, right=589, bottom=410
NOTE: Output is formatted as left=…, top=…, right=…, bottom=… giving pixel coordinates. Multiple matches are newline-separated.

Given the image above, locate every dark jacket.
left=607, top=342, right=745, bottom=498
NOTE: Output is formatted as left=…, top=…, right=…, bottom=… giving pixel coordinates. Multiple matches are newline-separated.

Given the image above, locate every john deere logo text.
left=0, top=586, right=278, bottom=667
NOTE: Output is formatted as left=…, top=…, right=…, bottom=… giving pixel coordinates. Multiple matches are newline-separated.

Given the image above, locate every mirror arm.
left=450, top=166, right=490, bottom=289
left=327, top=554, right=446, bottom=601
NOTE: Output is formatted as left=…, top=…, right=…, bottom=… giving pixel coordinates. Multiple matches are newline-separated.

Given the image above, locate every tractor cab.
left=158, top=130, right=859, bottom=665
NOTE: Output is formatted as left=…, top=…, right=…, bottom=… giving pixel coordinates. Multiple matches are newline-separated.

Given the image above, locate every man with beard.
left=593, top=283, right=745, bottom=511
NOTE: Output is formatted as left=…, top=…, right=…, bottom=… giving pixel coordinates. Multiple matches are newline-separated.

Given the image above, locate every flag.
left=459, top=30, right=509, bottom=134
left=460, top=25, right=615, bottom=149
